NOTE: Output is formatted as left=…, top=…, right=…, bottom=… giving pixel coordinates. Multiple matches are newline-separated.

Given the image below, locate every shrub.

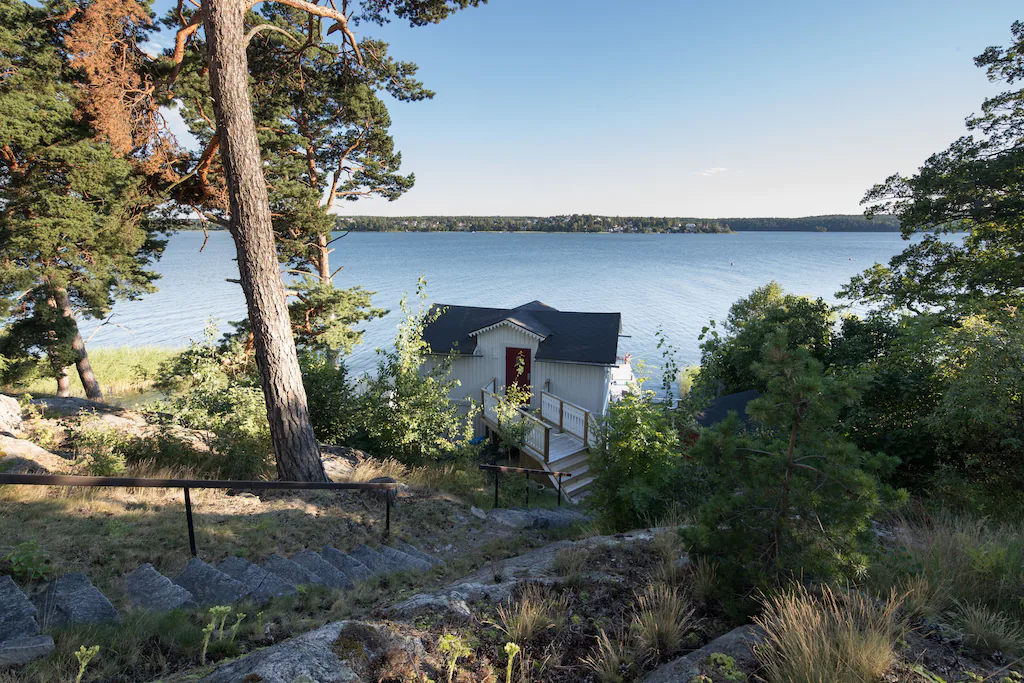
left=952, top=602, right=1024, bottom=656
left=301, top=355, right=360, bottom=447
left=630, top=583, right=698, bottom=662
left=355, top=283, right=473, bottom=464
left=587, top=376, right=683, bottom=532
left=68, top=424, right=128, bottom=476
left=5, top=540, right=50, bottom=582
left=755, top=584, right=905, bottom=683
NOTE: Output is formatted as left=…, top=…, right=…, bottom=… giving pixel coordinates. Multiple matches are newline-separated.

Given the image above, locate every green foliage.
left=0, top=0, right=163, bottom=383
left=69, top=424, right=128, bottom=476
left=437, top=633, right=471, bottom=683
left=684, top=340, right=896, bottom=596
left=924, top=314, right=1024, bottom=509
left=149, top=328, right=271, bottom=480
left=301, top=355, right=361, bottom=446
left=491, top=353, right=534, bottom=454
left=356, top=280, right=473, bottom=464
left=846, top=21, right=1024, bottom=316
left=5, top=540, right=50, bottom=582
left=586, top=376, right=683, bottom=532
left=693, top=282, right=836, bottom=398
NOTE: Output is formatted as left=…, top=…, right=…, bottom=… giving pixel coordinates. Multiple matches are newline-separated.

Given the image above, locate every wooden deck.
left=480, top=380, right=595, bottom=501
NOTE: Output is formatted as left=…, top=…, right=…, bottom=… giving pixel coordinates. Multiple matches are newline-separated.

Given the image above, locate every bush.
left=68, top=425, right=128, bottom=476
left=755, top=584, right=905, bottom=683
left=586, top=377, right=684, bottom=532
left=301, top=355, right=360, bottom=447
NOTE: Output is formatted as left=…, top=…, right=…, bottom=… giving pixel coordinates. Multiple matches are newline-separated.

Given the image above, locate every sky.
left=157, top=0, right=1022, bottom=218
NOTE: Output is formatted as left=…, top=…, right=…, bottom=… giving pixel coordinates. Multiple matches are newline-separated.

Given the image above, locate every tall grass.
left=755, top=584, right=905, bottom=683
left=878, top=511, right=1024, bottom=624
left=9, top=346, right=179, bottom=399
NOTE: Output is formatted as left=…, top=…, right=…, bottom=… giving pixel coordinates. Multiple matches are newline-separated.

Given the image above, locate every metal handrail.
left=0, top=473, right=399, bottom=557
left=478, top=464, right=572, bottom=508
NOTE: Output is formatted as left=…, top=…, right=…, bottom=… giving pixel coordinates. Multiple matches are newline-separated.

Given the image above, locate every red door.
left=505, top=347, right=532, bottom=394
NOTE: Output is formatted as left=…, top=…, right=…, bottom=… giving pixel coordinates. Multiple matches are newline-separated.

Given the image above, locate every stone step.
left=262, top=554, right=324, bottom=588
left=348, top=544, right=398, bottom=576
left=122, top=564, right=198, bottom=612
left=32, top=573, right=120, bottom=628
left=217, top=556, right=296, bottom=604
left=0, top=635, right=55, bottom=668
left=379, top=546, right=431, bottom=573
left=392, top=540, right=445, bottom=568
left=0, top=575, right=39, bottom=643
left=174, top=558, right=248, bottom=607
left=291, top=551, right=354, bottom=590
left=322, top=546, right=374, bottom=583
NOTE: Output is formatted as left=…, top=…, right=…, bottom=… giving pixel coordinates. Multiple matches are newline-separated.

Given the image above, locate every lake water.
left=80, top=230, right=914, bottom=376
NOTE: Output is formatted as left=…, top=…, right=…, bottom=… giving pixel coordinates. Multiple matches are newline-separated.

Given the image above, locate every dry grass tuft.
left=581, top=628, right=630, bottom=683
left=690, top=556, right=719, bottom=603
left=495, top=584, right=570, bottom=643
left=552, top=546, right=589, bottom=584
left=755, top=584, right=905, bottom=683
left=898, top=573, right=947, bottom=621
left=630, top=582, right=698, bottom=661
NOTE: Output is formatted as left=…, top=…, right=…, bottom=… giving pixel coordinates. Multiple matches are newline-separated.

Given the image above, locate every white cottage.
left=419, top=301, right=633, bottom=500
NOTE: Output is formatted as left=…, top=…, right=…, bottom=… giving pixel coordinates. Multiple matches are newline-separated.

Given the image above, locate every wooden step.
left=548, top=450, right=589, bottom=472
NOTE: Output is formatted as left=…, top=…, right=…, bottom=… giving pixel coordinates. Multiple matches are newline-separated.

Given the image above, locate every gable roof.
left=422, top=301, right=622, bottom=365
left=695, top=389, right=762, bottom=429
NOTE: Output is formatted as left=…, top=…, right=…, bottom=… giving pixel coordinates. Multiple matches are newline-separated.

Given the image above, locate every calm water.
left=80, top=231, right=914, bottom=376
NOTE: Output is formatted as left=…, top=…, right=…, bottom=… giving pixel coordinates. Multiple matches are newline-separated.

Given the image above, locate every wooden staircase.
left=480, top=381, right=597, bottom=502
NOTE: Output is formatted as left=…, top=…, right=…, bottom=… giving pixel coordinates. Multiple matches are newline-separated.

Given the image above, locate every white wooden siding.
left=420, top=322, right=612, bottom=418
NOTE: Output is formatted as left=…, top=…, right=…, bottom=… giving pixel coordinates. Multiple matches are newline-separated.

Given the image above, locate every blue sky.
left=159, top=0, right=1022, bottom=217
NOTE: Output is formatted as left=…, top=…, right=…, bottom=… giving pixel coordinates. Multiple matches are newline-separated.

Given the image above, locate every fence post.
left=183, top=487, right=197, bottom=557
left=557, top=474, right=563, bottom=507
left=494, top=469, right=500, bottom=508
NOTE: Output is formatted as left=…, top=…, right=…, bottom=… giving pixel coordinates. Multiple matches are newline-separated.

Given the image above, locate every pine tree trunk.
left=53, top=289, right=103, bottom=400
left=54, top=369, right=70, bottom=397
left=202, top=0, right=326, bottom=482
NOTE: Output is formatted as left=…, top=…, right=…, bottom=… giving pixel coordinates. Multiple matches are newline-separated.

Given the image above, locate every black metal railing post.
left=183, top=487, right=197, bottom=557
left=494, top=469, right=500, bottom=508
left=524, top=471, right=529, bottom=507
left=557, top=474, right=564, bottom=507
left=478, top=464, right=572, bottom=508
left=0, top=474, right=401, bottom=557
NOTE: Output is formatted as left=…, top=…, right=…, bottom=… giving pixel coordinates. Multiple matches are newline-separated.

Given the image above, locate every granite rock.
left=122, top=564, right=197, bottom=612
left=173, top=558, right=248, bottom=607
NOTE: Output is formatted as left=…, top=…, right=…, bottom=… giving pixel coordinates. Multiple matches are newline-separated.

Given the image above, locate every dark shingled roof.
left=695, top=389, right=762, bottom=429
left=422, top=301, right=622, bottom=365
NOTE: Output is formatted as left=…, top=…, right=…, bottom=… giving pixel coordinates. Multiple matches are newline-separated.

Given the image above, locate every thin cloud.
left=693, top=167, right=729, bottom=176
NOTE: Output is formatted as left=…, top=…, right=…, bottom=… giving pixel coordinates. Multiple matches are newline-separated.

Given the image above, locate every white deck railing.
left=481, top=378, right=552, bottom=461
left=539, top=390, right=598, bottom=448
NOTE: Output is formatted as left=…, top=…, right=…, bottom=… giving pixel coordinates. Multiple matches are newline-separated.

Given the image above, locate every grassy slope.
left=8, top=346, right=179, bottom=399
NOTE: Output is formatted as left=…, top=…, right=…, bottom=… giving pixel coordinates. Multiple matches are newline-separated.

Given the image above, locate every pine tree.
left=0, top=0, right=164, bottom=398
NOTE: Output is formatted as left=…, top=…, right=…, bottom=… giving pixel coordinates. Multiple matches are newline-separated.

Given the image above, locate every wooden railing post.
left=559, top=398, right=564, bottom=430
left=584, top=412, right=589, bottom=447
left=544, top=425, right=551, bottom=462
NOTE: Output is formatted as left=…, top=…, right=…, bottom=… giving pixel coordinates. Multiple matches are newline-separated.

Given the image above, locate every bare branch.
left=245, top=24, right=299, bottom=48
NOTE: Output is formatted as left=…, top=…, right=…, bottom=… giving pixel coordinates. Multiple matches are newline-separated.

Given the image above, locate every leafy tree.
left=843, top=21, right=1024, bottom=315
left=924, top=314, right=1024, bottom=510
left=0, top=0, right=163, bottom=399
left=357, top=280, right=473, bottom=464
left=830, top=312, right=945, bottom=488
left=683, top=339, right=897, bottom=596
left=490, top=353, right=534, bottom=457
left=587, top=377, right=683, bottom=532
left=693, top=282, right=836, bottom=398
